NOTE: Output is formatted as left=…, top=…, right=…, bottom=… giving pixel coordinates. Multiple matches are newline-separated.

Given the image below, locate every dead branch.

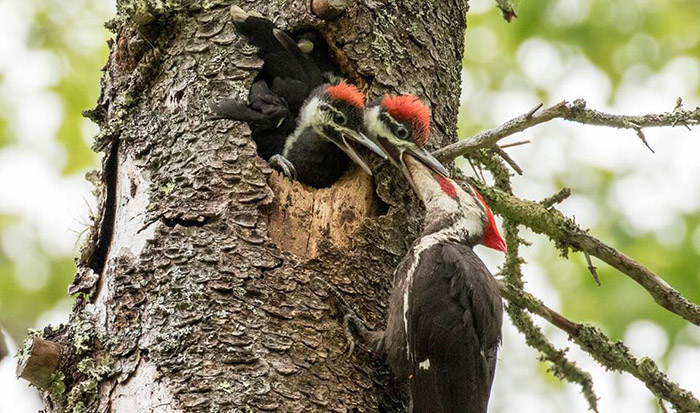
left=16, top=336, right=65, bottom=389
left=493, top=145, right=523, bottom=175
left=473, top=183, right=700, bottom=326
left=500, top=281, right=700, bottom=412
left=477, top=154, right=600, bottom=411
left=434, top=99, right=700, bottom=162
left=498, top=139, right=530, bottom=149
left=584, top=251, right=601, bottom=286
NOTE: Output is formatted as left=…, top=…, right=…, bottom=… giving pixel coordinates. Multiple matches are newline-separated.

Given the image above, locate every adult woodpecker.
left=211, top=7, right=384, bottom=188
left=360, top=95, right=506, bottom=413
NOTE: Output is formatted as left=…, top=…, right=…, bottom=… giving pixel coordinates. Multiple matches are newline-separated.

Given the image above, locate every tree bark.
left=33, top=0, right=468, bottom=411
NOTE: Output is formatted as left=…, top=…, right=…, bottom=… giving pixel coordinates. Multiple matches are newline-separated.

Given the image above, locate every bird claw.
left=312, top=277, right=370, bottom=358
left=268, top=155, right=297, bottom=180
left=343, top=313, right=371, bottom=358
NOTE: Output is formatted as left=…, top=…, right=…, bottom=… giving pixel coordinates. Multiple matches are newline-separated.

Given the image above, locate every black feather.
left=408, top=244, right=502, bottom=413
left=213, top=12, right=357, bottom=188
left=378, top=243, right=503, bottom=413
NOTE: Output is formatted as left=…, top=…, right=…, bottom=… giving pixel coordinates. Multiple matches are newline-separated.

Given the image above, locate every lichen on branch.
left=473, top=182, right=700, bottom=326
left=451, top=117, right=700, bottom=410
left=435, top=98, right=700, bottom=162
left=468, top=153, right=599, bottom=412
left=501, top=282, right=700, bottom=412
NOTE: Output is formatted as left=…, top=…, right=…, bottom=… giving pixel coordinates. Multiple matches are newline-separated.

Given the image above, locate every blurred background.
left=0, top=0, right=698, bottom=411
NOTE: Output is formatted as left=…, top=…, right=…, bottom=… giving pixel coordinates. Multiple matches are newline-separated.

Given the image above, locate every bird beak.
left=324, top=126, right=387, bottom=176
left=375, top=137, right=449, bottom=194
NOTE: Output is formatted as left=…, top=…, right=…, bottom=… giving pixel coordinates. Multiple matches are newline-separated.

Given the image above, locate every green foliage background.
left=0, top=0, right=697, bottom=408
left=0, top=0, right=109, bottom=340
left=462, top=0, right=700, bottom=350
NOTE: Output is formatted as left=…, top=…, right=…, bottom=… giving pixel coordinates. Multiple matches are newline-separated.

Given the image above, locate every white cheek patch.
left=364, top=106, right=393, bottom=140
left=283, top=97, right=321, bottom=156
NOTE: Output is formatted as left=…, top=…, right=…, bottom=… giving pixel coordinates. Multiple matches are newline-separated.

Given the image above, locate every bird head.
left=363, top=94, right=448, bottom=192
left=364, top=94, right=506, bottom=252
left=299, top=82, right=386, bottom=175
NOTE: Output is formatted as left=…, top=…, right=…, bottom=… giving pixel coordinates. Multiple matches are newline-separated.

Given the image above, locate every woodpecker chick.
left=360, top=94, right=505, bottom=413
left=282, top=82, right=384, bottom=186
left=212, top=7, right=384, bottom=188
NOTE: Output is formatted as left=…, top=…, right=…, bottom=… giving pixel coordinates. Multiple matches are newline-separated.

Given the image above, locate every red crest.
left=381, top=94, right=430, bottom=146
left=473, top=189, right=507, bottom=253
left=326, top=82, right=365, bottom=109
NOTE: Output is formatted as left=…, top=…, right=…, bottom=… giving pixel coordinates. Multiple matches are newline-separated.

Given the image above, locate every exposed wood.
left=16, top=337, right=64, bottom=389
left=268, top=166, right=384, bottom=258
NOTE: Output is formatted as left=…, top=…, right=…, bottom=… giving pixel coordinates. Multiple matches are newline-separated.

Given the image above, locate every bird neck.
left=404, top=155, right=485, bottom=245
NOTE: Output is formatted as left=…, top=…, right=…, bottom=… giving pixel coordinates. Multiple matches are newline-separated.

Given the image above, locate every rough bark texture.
left=36, top=0, right=468, bottom=411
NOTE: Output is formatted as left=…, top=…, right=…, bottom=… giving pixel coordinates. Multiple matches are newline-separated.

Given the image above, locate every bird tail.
left=229, top=6, right=323, bottom=89
left=409, top=353, right=493, bottom=413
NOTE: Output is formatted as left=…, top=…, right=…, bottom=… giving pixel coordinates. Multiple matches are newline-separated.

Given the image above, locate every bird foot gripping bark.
left=268, top=154, right=297, bottom=180
left=312, top=277, right=373, bottom=357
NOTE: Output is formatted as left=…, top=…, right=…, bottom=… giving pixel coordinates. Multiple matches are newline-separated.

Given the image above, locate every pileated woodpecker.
left=360, top=95, right=506, bottom=413
left=211, top=7, right=384, bottom=188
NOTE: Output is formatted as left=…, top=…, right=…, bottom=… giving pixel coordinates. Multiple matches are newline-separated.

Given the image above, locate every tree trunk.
left=31, top=0, right=468, bottom=410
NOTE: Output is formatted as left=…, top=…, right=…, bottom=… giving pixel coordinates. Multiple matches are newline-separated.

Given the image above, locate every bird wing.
left=211, top=80, right=289, bottom=130
left=234, top=15, right=323, bottom=105
left=406, top=243, right=503, bottom=413
left=272, top=28, right=324, bottom=87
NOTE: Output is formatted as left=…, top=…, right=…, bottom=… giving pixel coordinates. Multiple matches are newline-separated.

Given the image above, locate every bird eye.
left=396, top=126, right=409, bottom=140
left=333, top=113, right=347, bottom=126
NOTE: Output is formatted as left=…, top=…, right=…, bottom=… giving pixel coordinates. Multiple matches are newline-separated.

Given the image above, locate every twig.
left=499, top=139, right=530, bottom=149
left=473, top=184, right=700, bottom=326
left=540, top=187, right=572, bottom=208
left=584, top=252, right=601, bottom=286
left=634, top=127, right=655, bottom=153
left=500, top=281, right=700, bottom=412
left=434, top=99, right=700, bottom=162
left=493, top=146, right=523, bottom=175
left=494, top=0, right=517, bottom=21
left=466, top=157, right=486, bottom=183
left=476, top=153, right=599, bottom=412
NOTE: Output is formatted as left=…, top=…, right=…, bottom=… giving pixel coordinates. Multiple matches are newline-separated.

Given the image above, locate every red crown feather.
left=326, top=82, right=365, bottom=109
left=473, top=189, right=507, bottom=252
left=381, top=94, right=430, bottom=146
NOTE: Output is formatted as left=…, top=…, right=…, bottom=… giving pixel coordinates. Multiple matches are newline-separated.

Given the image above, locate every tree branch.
left=500, top=281, right=700, bottom=412
left=473, top=153, right=599, bottom=412
left=454, top=102, right=700, bottom=408
left=472, top=183, right=700, bottom=326
left=16, top=336, right=65, bottom=389
left=494, top=0, right=517, bottom=22
left=0, top=330, right=7, bottom=361
left=434, top=99, right=700, bottom=162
